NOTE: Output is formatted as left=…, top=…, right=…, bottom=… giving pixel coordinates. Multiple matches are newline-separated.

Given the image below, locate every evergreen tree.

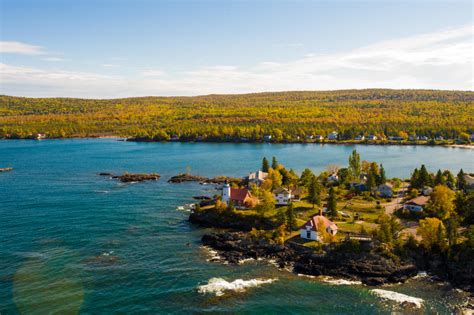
left=418, top=164, right=431, bottom=188
left=326, top=187, right=338, bottom=217
left=276, top=208, right=287, bottom=226
left=286, top=203, right=297, bottom=231
left=457, top=169, right=466, bottom=191
left=308, top=176, right=321, bottom=208
left=299, top=168, right=315, bottom=188
left=262, top=157, right=269, bottom=172
left=367, top=172, right=377, bottom=191
left=434, top=169, right=445, bottom=186
left=411, top=168, right=420, bottom=189
left=378, top=164, right=387, bottom=185
left=271, top=156, right=279, bottom=169
left=348, top=149, right=361, bottom=179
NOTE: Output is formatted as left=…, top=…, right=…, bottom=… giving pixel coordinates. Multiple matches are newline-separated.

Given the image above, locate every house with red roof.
left=300, top=213, right=338, bottom=241
left=222, top=183, right=256, bottom=209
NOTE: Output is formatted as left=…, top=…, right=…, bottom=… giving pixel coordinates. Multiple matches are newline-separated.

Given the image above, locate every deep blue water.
left=1, top=139, right=472, bottom=314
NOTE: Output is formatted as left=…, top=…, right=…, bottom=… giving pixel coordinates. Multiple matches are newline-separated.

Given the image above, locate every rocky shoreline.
left=168, top=173, right=243, bottom=185
left=201, top=231, right=418, bottom=286
left=99, top=172, right=160, bottom=183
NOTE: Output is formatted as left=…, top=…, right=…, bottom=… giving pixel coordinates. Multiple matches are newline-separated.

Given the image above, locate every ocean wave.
left=371, top=289, right=424, bottom=309
left=319, top=276, right=362, bottom=285
left=197, top=277, right=277, bottom=296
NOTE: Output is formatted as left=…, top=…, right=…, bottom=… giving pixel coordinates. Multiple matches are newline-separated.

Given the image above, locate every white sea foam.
left=201, top=246, right=223, bottom=262
left=371, top=289, right=424, bottom=309
left=320, top=276, right=362, bottom=285
left=238, top=258, right=255, bottom=264
left=197, top=277, right=277, bottom=296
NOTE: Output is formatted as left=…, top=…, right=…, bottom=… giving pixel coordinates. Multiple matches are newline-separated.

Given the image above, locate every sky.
left=0, top=0, right=473, bottom=98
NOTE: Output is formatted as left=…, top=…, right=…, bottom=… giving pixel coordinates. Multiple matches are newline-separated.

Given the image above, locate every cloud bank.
left=1, top=25, right=472, bottom=98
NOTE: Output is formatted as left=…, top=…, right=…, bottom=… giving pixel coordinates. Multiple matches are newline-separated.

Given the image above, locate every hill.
left=0, top=89, right=473, bottom=141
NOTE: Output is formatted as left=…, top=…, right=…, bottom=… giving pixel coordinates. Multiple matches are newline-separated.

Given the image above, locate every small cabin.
left=300, top=214, right=338, bottom=242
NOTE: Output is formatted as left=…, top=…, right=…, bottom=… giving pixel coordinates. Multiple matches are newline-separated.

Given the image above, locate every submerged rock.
left=0, top=167, right=13, bottom=172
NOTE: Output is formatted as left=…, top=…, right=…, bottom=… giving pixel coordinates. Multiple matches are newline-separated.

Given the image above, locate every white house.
left=273, top=187, right=292, bottom=205
left=327, top=173, right=339, bottom=183
left=355, top=135, right=365, bottom=141
left=435, top=136, right=444, bottom=141
left=421, top=186, right=433, bottom=196
left=314, top=135, right=324, bottom=141
left=222, top=183, right=256, bottom=209
left=367, top=135, right=377, bottom=141
left=377, top=183, right=393, bottom=197
left=300, top=214, right=338, bottom=241
left=403, top=196, right=430, bottom=212
left=247, top=170, right=268, bottom=187
left=327, top=131, right=338, bottom=140
left=263, top=135, right=272, bottom=142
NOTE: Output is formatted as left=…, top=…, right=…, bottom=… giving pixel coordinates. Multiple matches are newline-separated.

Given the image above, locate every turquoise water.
left=1, top=139, right=472, bottom=314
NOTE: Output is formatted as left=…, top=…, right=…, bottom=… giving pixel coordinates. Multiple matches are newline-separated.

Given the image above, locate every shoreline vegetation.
left=180, top=151, right=474, bottom=294
left=1, top=89, right=473, bottom=145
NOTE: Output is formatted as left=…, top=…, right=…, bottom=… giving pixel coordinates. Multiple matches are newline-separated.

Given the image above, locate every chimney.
left=319, top=208, right=322, bottom=216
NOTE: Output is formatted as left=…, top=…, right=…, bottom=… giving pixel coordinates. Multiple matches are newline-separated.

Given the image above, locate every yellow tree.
left=417, top=217, right=446, bottom=251
left=426, top=185, right=455, bottom=219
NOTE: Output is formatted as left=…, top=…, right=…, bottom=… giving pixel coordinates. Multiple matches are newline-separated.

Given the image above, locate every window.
left=307, top=231, right=311, bottom=239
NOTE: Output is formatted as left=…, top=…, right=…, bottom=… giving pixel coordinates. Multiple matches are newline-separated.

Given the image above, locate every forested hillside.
left=1, top=89, right=473, bottom=142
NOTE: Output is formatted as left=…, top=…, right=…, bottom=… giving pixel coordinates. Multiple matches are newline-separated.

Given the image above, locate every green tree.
left=262, top=157, right=269, bottom=172
left=326, top=187, right=338, bottom=217
left=418, top=164, right=432, bottom=188
left=256, top=190, right=275, bottom=215
left=271, top=156, right=279, bottom=169
left=373, top=214, right=404, bottom=245
left=276, top=208, right=287, bottom=226
left=434, top=169, right=445, bottom=186
left=348, top=149, right=361, bottom=179
left=378, top=164, right=387, bottom=185
left=457, top=169, right=466, bottom=191
left=299, top=168, right=315, bottom=188
left=286, top=203, right=297, bottom=231
left=308, top=177, right=321, bottom=208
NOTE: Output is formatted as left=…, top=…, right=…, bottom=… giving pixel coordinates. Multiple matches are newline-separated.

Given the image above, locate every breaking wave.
left=371, top=289, right=424, bottom=309
left=197, top=277, right=277, bottom=296
left=320, top=276, right=362, bottom=285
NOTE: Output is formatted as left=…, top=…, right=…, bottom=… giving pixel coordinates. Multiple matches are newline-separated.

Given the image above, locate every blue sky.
left=1, top=0, right=473, bottom=97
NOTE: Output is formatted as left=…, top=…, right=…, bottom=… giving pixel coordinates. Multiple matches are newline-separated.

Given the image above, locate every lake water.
left=1, top=139, right=472, bottom=314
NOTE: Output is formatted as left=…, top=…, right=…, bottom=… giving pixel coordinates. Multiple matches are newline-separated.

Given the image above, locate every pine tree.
left=262, top=157, right=269, bottom=172
left=348, top=149, right=361, bottom=179
left=457, top=169, right=466, bottom=191
left=411, top=168, right=420, bottom=189
left=308, top=177, right=321, bottom=208
left=326, top=187, right=338, bottom=218
left=271, top=156, right=279, bottom=169
left=419, top=164, right=431, bottom=188
left=286, top=203, right=297, bottom=231
left=434, top=169, right=445, bottom=186
left=378, top=164, right=387, bottom=185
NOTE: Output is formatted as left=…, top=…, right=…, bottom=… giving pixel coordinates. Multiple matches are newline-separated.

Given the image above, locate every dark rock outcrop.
left=107, top=173, right=160, bottom=183
left=168, top=173, right=243, bottom=185
left=201, top=232, right=418, bottom=286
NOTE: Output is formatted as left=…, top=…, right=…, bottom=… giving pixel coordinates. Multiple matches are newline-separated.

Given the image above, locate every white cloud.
left=41, top=57, right=65, bottom=62
left=1, top=24, right=472, bottom=98
left=101, top=63, right=120, bottom=68
left=141, top=69, right=165, bottom=77
left=0, top=41, right=44, bottom=55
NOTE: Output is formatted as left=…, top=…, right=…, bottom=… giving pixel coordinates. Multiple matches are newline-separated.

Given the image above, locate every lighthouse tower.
left=222, top=182, right=231, bottom=204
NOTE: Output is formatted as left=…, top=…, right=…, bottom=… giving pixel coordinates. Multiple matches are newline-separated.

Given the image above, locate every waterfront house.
left=327, top=131, right=338, bottom=140
left=222, top=183, right=256, bottom=209
left=247, top=170, right=268, bottom=187
left=419, top=136, right=429, bottom=141
left=355, top=135, right=365, bottom=141
left=367, top=135, right=377, bottom=141
left=33, top=133, right=46, bottom=140
left=314, top=135, right=324, bottom=141
left=300, top=213, right=338, bottom=241
left=273, top=187, right=292, bottom=205
left=170, top=134, right=179, bottom=141
left=421, top=186, right=433, bottom=196
left=306, top=135, right=314, bottom=140
left=377, top=183, right=393, bottom=197
left=263, top=135, right=272, bottom=142
left=435, top=136, right=444, bottom=141
left=403, top=196, right=430, bottom=212
left=409, top=135, right=419, bottom=141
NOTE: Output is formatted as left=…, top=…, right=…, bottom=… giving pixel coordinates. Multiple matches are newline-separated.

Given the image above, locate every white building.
left=247, top=170, right=268, bottom=187
left=367, top=135, right=377, bottom=141
left=300, top=214, right=338, bottom=241
left=327, top=131, right=338, bottom=140
left=327, top=173, right=339, bottom=183
left=355, top=135, right=365, bottom=141
left=273, top=187, right=292, bottom=205
left=403, top=196, right=430, bottom=212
